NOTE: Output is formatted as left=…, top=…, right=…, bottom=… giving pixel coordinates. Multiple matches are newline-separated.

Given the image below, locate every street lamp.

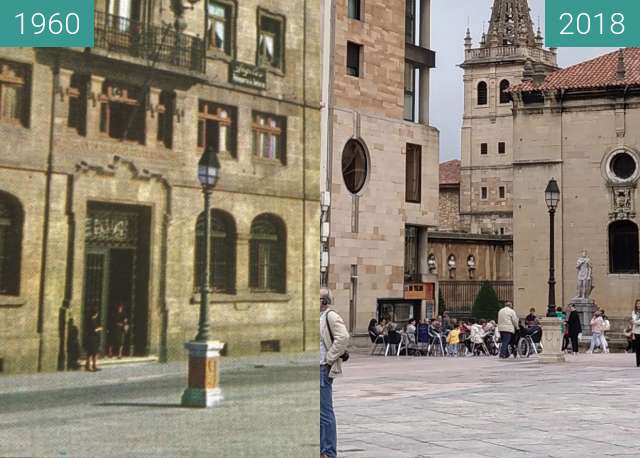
left=182, top=146, right=224, bottom=408
left=544, top=178, right=560, bottom=317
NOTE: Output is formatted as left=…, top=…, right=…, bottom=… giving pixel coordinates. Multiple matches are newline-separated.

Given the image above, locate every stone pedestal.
left=539, top=317, right=565, bottom=364
left=570, top=298, right=595, bottom=337
left=181, top=341, right=224, bottom=408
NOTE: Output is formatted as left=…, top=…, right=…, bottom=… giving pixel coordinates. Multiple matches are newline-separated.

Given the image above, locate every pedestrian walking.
left=84, top=309, right=103, bottom=372
left=632, top=300, right=640, bottom=367
left=600, top=309, right=610, bottom=353
left=587, top=310, right=606, bottom=354
left=320, top=289, right=349, bottom=458
left=497, top=301, right=519, bottom=359
left=567, top=304, right=582, bottom=354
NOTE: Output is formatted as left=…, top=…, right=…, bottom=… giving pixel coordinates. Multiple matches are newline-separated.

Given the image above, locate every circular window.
left=611, top=152, right=637, bottom=180
left=342, top=139, right=368, bottom=194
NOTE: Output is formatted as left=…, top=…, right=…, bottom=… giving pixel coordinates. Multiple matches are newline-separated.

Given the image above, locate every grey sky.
left=430, top=0, right=614, bottom=162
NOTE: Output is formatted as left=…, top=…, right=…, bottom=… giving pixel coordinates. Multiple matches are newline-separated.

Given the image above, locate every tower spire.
left=487, top=0, right=537, bottom=48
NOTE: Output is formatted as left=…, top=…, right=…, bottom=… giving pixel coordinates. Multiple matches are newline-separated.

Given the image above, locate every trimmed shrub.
left=471, top=282, right=501, bottom=321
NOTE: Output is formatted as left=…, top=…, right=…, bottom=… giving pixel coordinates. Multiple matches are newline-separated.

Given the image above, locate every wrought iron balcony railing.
left=94, top=12, right=205, bottom=73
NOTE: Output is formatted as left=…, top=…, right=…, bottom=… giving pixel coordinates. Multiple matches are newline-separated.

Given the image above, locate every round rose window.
left=611, top=152, right=637, bottom=180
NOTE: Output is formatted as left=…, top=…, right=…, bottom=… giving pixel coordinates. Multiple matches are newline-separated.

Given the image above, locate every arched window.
left=250, top=214, right=286, bottom=293
left=477, top=81, right=488, bottom=106
left=499, top=79, right=511, bottom=104
left=0, top=192, right=23, bottom=295
left=609, top=220, right=639, bottom=274
left=195, top=210, right=237, bottom=294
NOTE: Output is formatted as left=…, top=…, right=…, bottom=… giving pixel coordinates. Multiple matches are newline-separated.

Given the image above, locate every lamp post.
left=182, top=146, right=224, bottom=408
left=544, top=178, right=560, bottom=318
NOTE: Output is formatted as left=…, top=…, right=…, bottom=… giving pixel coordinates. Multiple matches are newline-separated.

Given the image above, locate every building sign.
left=85, top=211, right=138, bottom=246
left=229, top=61, right=267, bottom=90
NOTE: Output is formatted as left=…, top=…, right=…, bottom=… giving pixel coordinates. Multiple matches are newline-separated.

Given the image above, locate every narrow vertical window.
left=499, top=79, right=511, bottom=104
left=346, top=42, right=362, bottom=77
left=348, top=0, right=361, bottom=20
left=404, top=225, right=420, bottom=282
left=404, top=63, right=417, bottom=122
left=481, top=187, right=488, bottom=200
left=195, top=209, right=237, bottom=294
left=499, top=186, right=506, bottom=199
left=405, top=143, right=422, bottom=203
left=68, top=73, right=88, bottom=135
left=250, top=214, right=286, bottom=293
left=252, top=112, right=286, bottom=164
left=477, top=81, right=488, bottom=106
left=480, top=143, right=488, bottom=155
left=258, top=9, right=285, bottom=72
left=609, top=220, right=640, bottom=273
left=405, top=0, right=416, bottom=44
left=498, top=142, right=506, bottom=155
left=0, top=61, right=29, bottom=127
left=0, top=192, right=22, bottom=296
left=208, top=1, right=235, bottom=56
left=157, top=91, right=174, bottom=149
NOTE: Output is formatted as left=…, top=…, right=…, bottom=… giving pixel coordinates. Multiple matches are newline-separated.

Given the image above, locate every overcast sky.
left=430, top=0, right=614, bottom=162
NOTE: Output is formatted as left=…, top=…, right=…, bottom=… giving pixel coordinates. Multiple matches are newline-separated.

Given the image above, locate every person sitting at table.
left=368, top=319, right=380, bottom=343
left=376, top=319, right=387, bottom=336
left=405, top=319, right=417, bottom=344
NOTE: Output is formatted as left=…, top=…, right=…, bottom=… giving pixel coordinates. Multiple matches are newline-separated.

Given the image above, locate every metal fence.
left=94, top=12, right=205, bottom=73
left=439, top=281, right=513, bottom=317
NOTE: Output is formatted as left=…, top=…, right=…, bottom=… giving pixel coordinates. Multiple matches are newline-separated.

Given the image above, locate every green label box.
left=0, top=0, right=94, bottom=48
left=546, top=0, right=640, bottom=47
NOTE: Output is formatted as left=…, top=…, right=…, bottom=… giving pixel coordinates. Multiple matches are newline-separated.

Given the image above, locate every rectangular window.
left=481, top=187, right=488, bottom=200
left=208, top=1, right=235, bottom=56
left=498, top=142, right=506, bottom=154
left=258, top=9, right=285, bottom=72
left=0, top=61, right=29, bottom=127
left=404, top=225, right=420, bottom=282
left=157, top=91, right=174, bottom=149
left=405, top=0, right=416, bottom=44
left=404, top=62, right=418, bottom=122
left=348, top=0, right=361, bottom=20
left=499, top=186, right=506, bottom=199
left=198, top=101, right=237, bottom=157
left=99, top=82, right=145, bottom=144
left=346, top=42, right=362, bottom=77
left=252, top=111, right=286, bottom=164
left=480, top=143, right=488, bottom=155
left=405, top=143, right=422, bottom=203
left=68, top=73, right=88, bottom=135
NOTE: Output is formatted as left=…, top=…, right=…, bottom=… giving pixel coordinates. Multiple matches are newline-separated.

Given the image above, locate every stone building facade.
left=0, top=0, right=320, bottom=374
left=511, top=48, right=640, bottom=329
left=321, top=0, right=439, bottom=333
left=459, top=0, right=557, bottom=236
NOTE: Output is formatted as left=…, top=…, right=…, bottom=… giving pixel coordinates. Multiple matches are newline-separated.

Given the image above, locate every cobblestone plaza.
left=335, top=352, right=640, bottom=458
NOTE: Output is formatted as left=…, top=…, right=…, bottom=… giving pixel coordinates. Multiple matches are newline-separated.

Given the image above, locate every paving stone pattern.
left=334, top=352, right=640, bottom=458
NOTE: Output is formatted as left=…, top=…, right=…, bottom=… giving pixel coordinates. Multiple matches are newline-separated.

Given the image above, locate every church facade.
left=0, top=0, right=321, bottom=373
left=511, top=48, right=640, bottom=330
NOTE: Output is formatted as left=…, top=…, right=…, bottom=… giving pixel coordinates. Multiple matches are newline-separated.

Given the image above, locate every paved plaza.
left=0, top=353, right=318, bottom=457
left=335, top=352, right=640, bottom=458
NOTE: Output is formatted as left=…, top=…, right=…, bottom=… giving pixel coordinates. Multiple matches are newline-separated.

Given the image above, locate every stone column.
left=146, top=87, right=161, bottom=149
left=86, top=75, right=105, bottom=139
left=236, top=234, right=250, bottom=293
left=57, top=68, right=73, bottom=125
left=539, top=317, right=565, bottom=363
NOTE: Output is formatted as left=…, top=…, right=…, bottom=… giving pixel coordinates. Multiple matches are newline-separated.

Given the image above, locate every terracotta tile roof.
left=512, top=48, right=640, bottom=93
left=440, top=160, right=460, bottom=185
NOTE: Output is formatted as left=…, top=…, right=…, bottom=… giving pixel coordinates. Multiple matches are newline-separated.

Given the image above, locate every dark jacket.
left=567, top=311, right=582, bottom=335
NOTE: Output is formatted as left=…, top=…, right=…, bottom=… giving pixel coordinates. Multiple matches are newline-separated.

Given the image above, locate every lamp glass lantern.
left=198, top=146, right=221, bottom=189
left=544, top=178, right=560, bottom=210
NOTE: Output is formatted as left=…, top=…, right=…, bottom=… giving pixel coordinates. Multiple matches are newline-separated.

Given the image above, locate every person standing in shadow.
left=567, top=304, right=582, bottom=354
left=66, top=318, right=81, bottom=370
left=84, top=309, right=103, bottom=372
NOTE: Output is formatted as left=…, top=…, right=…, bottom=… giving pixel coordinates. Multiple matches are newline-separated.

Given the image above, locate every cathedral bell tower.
left=458, top=0, right=558, bottom=235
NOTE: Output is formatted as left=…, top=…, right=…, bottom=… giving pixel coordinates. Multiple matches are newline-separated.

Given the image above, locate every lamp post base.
left=539, top=318, right=566, bottom=364
left=181, top=341, right=225, bottom=408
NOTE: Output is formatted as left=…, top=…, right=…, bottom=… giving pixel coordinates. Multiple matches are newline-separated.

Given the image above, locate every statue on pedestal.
left=575, top=251, right=593, bottom=299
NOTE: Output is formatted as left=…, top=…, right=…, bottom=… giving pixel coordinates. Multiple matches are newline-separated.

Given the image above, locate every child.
left=447, top=325, right=462, bottom=356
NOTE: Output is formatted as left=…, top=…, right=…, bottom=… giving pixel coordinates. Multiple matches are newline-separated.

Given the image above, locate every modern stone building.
left=459, top=0, right=557, bottom=236
left=321, top=0, right=439, bottom=333
left=511, top=48, right=640, bottom=329
left=0, top=0, right=320, bottom=374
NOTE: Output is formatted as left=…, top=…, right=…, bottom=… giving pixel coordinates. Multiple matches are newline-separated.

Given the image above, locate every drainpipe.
left=39, top=53, right=60, bottom=371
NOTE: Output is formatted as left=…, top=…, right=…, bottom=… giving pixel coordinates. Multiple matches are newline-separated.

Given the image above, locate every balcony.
left=93, top=12, right=205, bottom=73
left=464, top=45, right=557, bottom=67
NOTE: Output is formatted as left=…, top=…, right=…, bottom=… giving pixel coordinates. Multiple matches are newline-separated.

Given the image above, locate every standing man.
left=320, top=288, right=349, bottom=458
left=498, top=301, right=519, bottom=359
left=567, top=304, right=582, bottom=354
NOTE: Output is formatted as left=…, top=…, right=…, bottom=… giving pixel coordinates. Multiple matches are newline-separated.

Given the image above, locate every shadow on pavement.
left=95, top=402, right=185, bottom=409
